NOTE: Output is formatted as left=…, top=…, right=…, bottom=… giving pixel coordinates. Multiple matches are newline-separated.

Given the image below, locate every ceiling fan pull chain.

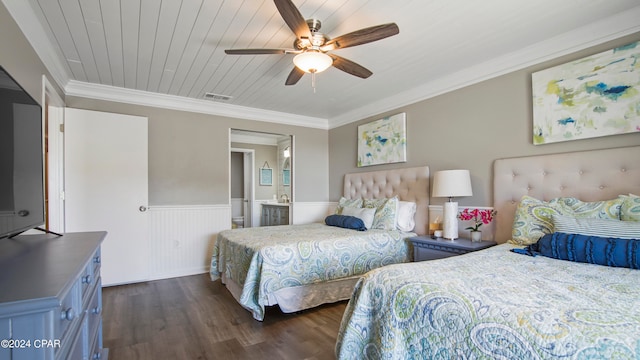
left=311, top=71, right=317, bottom=93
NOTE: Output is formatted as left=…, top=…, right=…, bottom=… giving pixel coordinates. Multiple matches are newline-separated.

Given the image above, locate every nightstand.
left=409, top=236, right=497, bottom=262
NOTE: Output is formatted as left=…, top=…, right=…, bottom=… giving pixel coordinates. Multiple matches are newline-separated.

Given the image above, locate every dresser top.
left=0, top=231, right=106, bottom=306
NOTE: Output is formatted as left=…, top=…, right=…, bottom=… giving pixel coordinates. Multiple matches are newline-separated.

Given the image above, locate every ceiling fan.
left=224, top=0, right=399, bottom=86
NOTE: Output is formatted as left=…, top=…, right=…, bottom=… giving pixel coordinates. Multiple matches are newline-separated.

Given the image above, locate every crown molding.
left=65, top=80, right=329, bottom=129
left=327, top=6, right=640, bottom=129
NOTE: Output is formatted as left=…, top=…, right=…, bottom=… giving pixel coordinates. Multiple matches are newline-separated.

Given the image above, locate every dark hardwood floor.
left=102, top=274, right=348, bottom=360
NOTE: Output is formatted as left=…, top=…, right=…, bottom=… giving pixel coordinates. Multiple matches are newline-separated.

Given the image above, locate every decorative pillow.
left=364, top=196, right=399, bottom=230
left=509, top=196, right=566, bottom=246
left=512, top=232, right=640, bottom=269
left=620, top=194, right=640, bottom=222
left=556, top=197, right=623, bottom=220
left=341, top=206, right=376, bottom=230
left=324, top=215, right=366, bottom=231
left=553, top=214, right=640, bottom=239
left=335, top=197, right=363, bottom=215
left=510, top=195, right=626, bottom=246
left=396, top=201, right=417, bottom=232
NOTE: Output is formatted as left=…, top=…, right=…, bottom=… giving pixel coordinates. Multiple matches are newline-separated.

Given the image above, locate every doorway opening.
left=229, top=129, right=293, bottom=227
left=230, top=148, right=254, bottom=228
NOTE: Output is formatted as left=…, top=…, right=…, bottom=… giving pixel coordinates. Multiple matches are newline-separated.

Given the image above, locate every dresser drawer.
left=87, top=278, right=102, bottom=350
left=80, top=260, right=96, bottom=303
left=92, top=248, right=102, bottom=278
left=60, top=313, right=87, bottom=360
left=55, top=281, right=81, bottom=340
left=414, top=247, right=460, bottom=261
left=88, top=326, right=105, bottom=360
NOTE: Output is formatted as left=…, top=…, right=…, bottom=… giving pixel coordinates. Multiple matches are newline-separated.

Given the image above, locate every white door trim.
left=41, top=75, right=65, bottom=233
left=230, top=147, right=255, bottom=227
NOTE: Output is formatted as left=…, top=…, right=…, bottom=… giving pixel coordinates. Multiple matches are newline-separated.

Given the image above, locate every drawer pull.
left=60, top=308, right=75, bottom=321
left=92, top=306, right=102, bottom=315
left=93, top=352, right=102, bottom=360
left=82, top=275, right=92, bottom=284
left=94, top=255, right=101, bottom=264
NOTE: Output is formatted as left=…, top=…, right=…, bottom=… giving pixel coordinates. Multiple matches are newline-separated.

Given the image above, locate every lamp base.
left=442, top=201, right=458, bottom=240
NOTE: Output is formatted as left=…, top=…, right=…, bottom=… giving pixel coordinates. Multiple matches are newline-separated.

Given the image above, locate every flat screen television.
left=0, top=66, right=45, bottom=239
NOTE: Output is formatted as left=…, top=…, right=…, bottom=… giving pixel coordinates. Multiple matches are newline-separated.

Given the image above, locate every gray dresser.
left=0, top=232, right=108, bottom=360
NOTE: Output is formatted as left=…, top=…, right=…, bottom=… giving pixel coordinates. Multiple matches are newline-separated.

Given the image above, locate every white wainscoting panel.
left=230, top=198, right=243, bottom=218
left=292, top=202, right=335, bottom=224
left=149, top=205, right=231, bottom=280
left=147, top=202, right=337, bottom=282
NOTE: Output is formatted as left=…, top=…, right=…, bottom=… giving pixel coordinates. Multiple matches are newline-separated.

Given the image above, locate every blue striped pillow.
left=552, top=214, right=640, bottom=240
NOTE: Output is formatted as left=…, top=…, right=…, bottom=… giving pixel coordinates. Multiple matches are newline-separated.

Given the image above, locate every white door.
left=64, top=108, right=149, bottom=286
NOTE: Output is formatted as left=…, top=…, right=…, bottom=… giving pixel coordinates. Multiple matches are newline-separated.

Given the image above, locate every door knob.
left=139, top=206, right=147, bottom=212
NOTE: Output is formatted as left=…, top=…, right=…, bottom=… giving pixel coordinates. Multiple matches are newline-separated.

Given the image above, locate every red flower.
left=457, top=208, right=496, bottom=232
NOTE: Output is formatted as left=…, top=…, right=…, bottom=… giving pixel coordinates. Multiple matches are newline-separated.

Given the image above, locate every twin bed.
left=210, top=166, right=430, bottom=321
left=336, top=146, right=640, bottom=359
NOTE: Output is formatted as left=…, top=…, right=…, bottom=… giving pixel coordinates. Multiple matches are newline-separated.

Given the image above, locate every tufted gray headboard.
left=343, top=166, right=430, bottom=235
left=493, top=146, right=640, bottom=244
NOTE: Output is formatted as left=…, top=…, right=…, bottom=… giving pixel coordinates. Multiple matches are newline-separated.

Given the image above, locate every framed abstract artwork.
left=531, top=41, right=640, bottom=145
left=357, top=113, right=407, bottom=167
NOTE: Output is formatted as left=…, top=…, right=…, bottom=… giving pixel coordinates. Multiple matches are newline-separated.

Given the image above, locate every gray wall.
left=0, top=3, right=63, bottom=105
left=231, top=142, right=279, bottom=201
left=64, top=97, right=329, bottom=205
left=329, top=32, right=640, bottom=208
left=230, top=152, right=243, bottom=198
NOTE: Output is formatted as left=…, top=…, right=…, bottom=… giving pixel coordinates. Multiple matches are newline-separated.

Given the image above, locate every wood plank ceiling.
left=17, top=0, right=640, bottom=125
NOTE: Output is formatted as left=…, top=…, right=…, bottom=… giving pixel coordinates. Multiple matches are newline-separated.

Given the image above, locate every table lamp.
left=432, top=170, right=473, bottom=240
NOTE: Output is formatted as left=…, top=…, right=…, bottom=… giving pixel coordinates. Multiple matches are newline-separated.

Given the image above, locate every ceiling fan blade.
left=285, top=66, right=305, bottom=85
left=321, top=23, right=399, bottom=51
left=225, top=49, right=288, bottom=55
left=329, top=54, right=372, bottom=79
left=274, top=0, right=311, bottom=40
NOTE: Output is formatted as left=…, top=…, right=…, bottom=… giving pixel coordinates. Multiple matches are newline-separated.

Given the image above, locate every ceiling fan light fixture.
left=293, top=51, right=332, bottom=73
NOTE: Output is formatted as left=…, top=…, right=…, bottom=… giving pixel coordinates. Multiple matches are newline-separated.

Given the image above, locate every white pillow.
left=396, top=201, right=417, bottom=231
left=552, top=214, right=640, bottom=239
left=342, top=207, right=376, bottom=230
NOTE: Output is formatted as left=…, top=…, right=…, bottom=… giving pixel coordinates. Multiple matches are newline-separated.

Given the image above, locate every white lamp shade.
left=293, top=52, right=333, bottom=73
left=432, top=170, right=473, bottom=198
left=432, top=169, right=472, bottom=240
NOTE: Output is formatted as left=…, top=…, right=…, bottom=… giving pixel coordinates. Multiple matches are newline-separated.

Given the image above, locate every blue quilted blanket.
left=210, top=223, right=413, bottom=321
left=336, top=243, right=640, bottom=359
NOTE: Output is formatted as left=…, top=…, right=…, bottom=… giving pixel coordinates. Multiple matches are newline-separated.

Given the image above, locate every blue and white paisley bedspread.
left=336, top=243, right=640, bottom=359
left=210, top=223, right=413, bottom=321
